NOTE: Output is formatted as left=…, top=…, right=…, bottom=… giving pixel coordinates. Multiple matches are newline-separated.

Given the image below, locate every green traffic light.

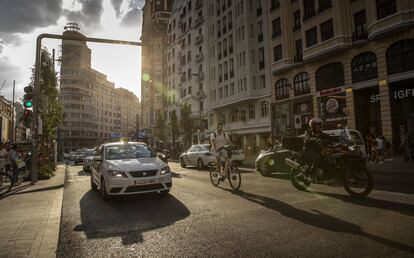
left=24, top=100, right=33, bottom=108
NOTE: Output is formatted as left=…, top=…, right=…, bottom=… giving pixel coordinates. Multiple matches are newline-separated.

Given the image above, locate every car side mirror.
left=93, top=156, right=103, bottom=162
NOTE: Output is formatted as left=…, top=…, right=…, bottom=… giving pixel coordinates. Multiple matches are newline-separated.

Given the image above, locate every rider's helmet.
left=309, top=117, right=323, bottom=130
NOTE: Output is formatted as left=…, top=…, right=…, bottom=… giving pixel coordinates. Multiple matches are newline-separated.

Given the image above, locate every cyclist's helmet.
left=309, top=117, right=323, bottom=128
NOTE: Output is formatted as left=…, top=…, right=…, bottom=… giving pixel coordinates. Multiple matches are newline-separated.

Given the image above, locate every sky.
left=0, top=0, right=145, bottom=102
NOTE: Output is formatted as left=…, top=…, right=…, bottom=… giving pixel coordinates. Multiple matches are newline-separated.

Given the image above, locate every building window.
left=273, top=45, right=282, bottom=62
left=315, top=62, right=345, bottom=91
left=230, top=83, right=235, bottom=95
left=353, top=10, right=367, bottom=41
left=248, top=105, right=255, bottom=119
left=272, top=18, right=281, bottom=38
left=261, top=101, right=269, bottom=117
left=224, top=85, right=229, bottom=97
left=259, top=47, right=265, bottom=69
left=318, top=0, right=332, bottom=12
left=303, top=0, right=315, bottom=20
left=293, top=10, right=301, bottom=31
left=275, top=78, right=289, bottom=100
left=260, top=75, right=266, bottom=88
left=295, top=39, right=303, bottom=62
left=351, top=52, right=378, bottom=83
left=386, top=39, right=414, bottom=75
left=306, top=27, right=317, bottom=47
left=294, top=72, right=310, bottom=96
left=376, top=0, right=396, bottom=20
left=320, top=19, right=333, bottom=41
left=219, top=87, right=223, bottom=98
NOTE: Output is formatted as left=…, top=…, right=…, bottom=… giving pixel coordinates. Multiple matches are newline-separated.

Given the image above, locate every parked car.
left=90, top=141, right=172, bottom=199
left=83, top=149, right=96, bottom=173
left=74, top=150, right=86, bottom=165
left=180, top=144, right=245, bottom=169
left=180, top=144, right=216, bottom=169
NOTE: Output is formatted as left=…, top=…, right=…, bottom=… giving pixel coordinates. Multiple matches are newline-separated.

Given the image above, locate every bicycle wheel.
left=209, top=163, right=220, bottom=187
left=0, top=172, right=12, bottom=196
left=228, top=166, right=241, bottom=190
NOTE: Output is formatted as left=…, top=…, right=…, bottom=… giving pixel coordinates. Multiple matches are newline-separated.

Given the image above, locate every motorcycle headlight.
left=160, top=166, right=171, bottom=175
left=107, top=170, right=128, bottom=178
left=348, top=145, right=356, bottom=151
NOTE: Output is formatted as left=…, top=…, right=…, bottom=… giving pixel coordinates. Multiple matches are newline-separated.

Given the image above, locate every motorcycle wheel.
left=258, top=163, right=271, bottom=177
left=290, top=168, right=311, bottom=191
left=343, top=165, right=372, bottom=198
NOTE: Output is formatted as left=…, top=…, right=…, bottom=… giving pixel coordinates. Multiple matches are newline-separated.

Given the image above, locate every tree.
left=180, top=103, right=193, bottom=147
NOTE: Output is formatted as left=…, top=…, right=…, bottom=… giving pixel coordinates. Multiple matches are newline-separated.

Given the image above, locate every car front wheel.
left=180, top=158, right=187, bottom=168
left=100, top=177, right=110, bottom=201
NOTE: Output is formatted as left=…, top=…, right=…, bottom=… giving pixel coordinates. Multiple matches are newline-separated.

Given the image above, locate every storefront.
left=317, top=88, right=347, bottom=130
left=389, top=79, right=414, bottom=151
left=353, top=86, right=382, bottom=138
left=292, top=97, right=313, bottom=135
left=272, top=102, right=291, bottom=137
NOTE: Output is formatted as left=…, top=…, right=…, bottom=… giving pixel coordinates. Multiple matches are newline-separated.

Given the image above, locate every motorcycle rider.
left=302, top=118, right=334, bottom=180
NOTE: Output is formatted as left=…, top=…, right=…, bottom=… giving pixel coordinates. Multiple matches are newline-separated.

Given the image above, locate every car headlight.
left=107, top=170, right=128, bottom=178
left=160, top=166, right=171, bottom=175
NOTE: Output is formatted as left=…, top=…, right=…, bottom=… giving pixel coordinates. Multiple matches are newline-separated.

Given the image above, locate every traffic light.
left=21, top=85, right=34, bottom=127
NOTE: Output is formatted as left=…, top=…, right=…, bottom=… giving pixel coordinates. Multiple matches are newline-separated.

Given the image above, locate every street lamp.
left=192, top=72, right=206, bottom=144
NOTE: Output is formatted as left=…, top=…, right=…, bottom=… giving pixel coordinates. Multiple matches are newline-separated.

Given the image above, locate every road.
left=57, top=162, right=414, bottom=257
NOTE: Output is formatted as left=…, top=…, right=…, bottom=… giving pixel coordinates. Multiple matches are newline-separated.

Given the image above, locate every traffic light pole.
left=32, top=33, right=142, bottom=184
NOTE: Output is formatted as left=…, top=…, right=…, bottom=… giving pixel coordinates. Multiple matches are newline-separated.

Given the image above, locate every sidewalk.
left=0, top=164, right=66, bottom=258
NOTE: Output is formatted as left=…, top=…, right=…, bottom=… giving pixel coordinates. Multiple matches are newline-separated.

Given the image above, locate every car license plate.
left=134, top=179, right=156, bottom=185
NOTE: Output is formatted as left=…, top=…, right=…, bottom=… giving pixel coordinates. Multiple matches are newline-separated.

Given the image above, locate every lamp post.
left=192, top=72, right=206, bottom=144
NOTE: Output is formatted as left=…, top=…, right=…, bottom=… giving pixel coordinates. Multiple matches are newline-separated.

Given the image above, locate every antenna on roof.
left=0, top=80, right=6, bottom=92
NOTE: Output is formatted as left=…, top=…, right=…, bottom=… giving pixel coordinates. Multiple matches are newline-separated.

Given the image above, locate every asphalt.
left=57, top=162, right=414, bottom=258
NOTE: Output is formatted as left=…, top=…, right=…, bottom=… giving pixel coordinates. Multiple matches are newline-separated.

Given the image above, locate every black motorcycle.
left=285, top=139, right=372, bottom=198
left=255, top=144, right=292, bottom=176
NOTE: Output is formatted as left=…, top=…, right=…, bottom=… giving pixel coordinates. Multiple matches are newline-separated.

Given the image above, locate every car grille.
left=125, top=184, right=164, bottom=193
left=129, top=170, right=158, bottom=178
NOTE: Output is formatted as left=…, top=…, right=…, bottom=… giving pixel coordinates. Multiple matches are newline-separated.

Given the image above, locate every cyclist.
left=211, top=123, right=232, bottom=179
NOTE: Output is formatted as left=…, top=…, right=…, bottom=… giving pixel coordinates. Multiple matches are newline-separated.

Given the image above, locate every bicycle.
left=209, top=145, right=241, bottom=190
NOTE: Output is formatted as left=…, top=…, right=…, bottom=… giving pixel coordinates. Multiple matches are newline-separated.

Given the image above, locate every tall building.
left=140, top=0, right=173, bottom=140
left=204, top=0, right=273, bottom=163
left=116, top=88, right=141, bottom=137
left=268, top=0, right=414, bottom=152
left=166, top=0, right=209, bottom=144
left=0, top=96, right=12, bottom=143
left=59, top=26, right=141, bottom=152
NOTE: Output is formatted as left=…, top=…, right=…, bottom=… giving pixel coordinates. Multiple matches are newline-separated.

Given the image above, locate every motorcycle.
left=285, top=140, right=372, bottom=198
left=157, top=149, right=170, bottom=164
left=255, top=144, right=292, bottom=176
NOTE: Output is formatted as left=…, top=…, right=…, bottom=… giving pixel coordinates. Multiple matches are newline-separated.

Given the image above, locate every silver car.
left=90, top=141, right=172, bottom=199
left=179, top=144, right=216, bottom=169
left=83, top=149, right=96, bottom=173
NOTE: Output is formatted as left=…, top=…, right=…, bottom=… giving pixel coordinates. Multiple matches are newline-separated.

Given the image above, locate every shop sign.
left=325, top=98, right=339, bottom=115
left=370, top=94, right=380, bottom=103
left=317, top=87, right=344, bottom=97
left=319, top=93, right=346, bottom=119
left=369, top=88, right=414, bottom=103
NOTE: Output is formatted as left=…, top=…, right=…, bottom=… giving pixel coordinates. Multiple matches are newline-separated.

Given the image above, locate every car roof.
left=101, top=141, right=148, bottom=147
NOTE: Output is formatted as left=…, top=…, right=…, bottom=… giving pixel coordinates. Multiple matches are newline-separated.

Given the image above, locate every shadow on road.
left=74, top=191, right=190, bottom=245
left=311, top=191, right=414, bottom=217
left=225, top=189, right=414, bottom=254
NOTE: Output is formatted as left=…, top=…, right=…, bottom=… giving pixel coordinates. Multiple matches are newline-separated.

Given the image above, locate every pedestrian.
left=6, top=144, right=20, bottom=186
left=371, top=137, right=379, bottom=163
left=376, top=135, right=384, bottom=163
left=381, top=135, right=392, bottom=158
left=366, top=133, right=373, bottom=161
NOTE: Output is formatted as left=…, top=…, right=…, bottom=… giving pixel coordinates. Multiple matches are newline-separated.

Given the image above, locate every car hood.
left=106, top=158, right=164, bottom=171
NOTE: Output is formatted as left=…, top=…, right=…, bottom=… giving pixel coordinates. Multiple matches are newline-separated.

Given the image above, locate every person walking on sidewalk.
left=6, top=144, right=20, bottom=186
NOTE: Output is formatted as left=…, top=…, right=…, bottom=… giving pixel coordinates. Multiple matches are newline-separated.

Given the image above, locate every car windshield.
left=105, top=144, right=156, bottom=160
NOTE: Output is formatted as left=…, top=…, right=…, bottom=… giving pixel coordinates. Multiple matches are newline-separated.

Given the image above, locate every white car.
left=83, top=149, right=96, bottom=173
left=179, top=144, right=245, bottom=169
left=90, top=141, right=172, bottom=199
left=180, top=144, right=216, bottom=169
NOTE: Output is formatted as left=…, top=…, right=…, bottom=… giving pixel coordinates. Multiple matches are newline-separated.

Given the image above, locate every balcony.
left=195, top=0, right=202, bottom=10
left=257, top=7, right=262, bottom=16
left=352, top=31, right=368, bottom=42
left=303, top=35, right=351, bottom=61
left=368, top=10, right=414, bottom=40
left=195, top=34, right=203, bottom=45
left=258, top=33, right=263, bottom=43
left=195, top=52, right=204, bottom=63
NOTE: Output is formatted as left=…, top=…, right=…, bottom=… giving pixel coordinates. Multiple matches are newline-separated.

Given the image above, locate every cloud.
left=0, top=32, right=23, bottom=47
left=111, top=0, right=123, bottom=18
left=121, top=7, right=142, bottom=27
left=64, top=0, right=104, bottom=29
left=0, top=57, right=24, bottom=100
left=0, top=0, right=63, bottom=34
left=128, top=0, right=145, bottom=9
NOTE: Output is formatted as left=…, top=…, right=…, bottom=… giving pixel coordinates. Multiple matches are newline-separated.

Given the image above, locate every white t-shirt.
left=211, top=130, right=229, bottom=151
